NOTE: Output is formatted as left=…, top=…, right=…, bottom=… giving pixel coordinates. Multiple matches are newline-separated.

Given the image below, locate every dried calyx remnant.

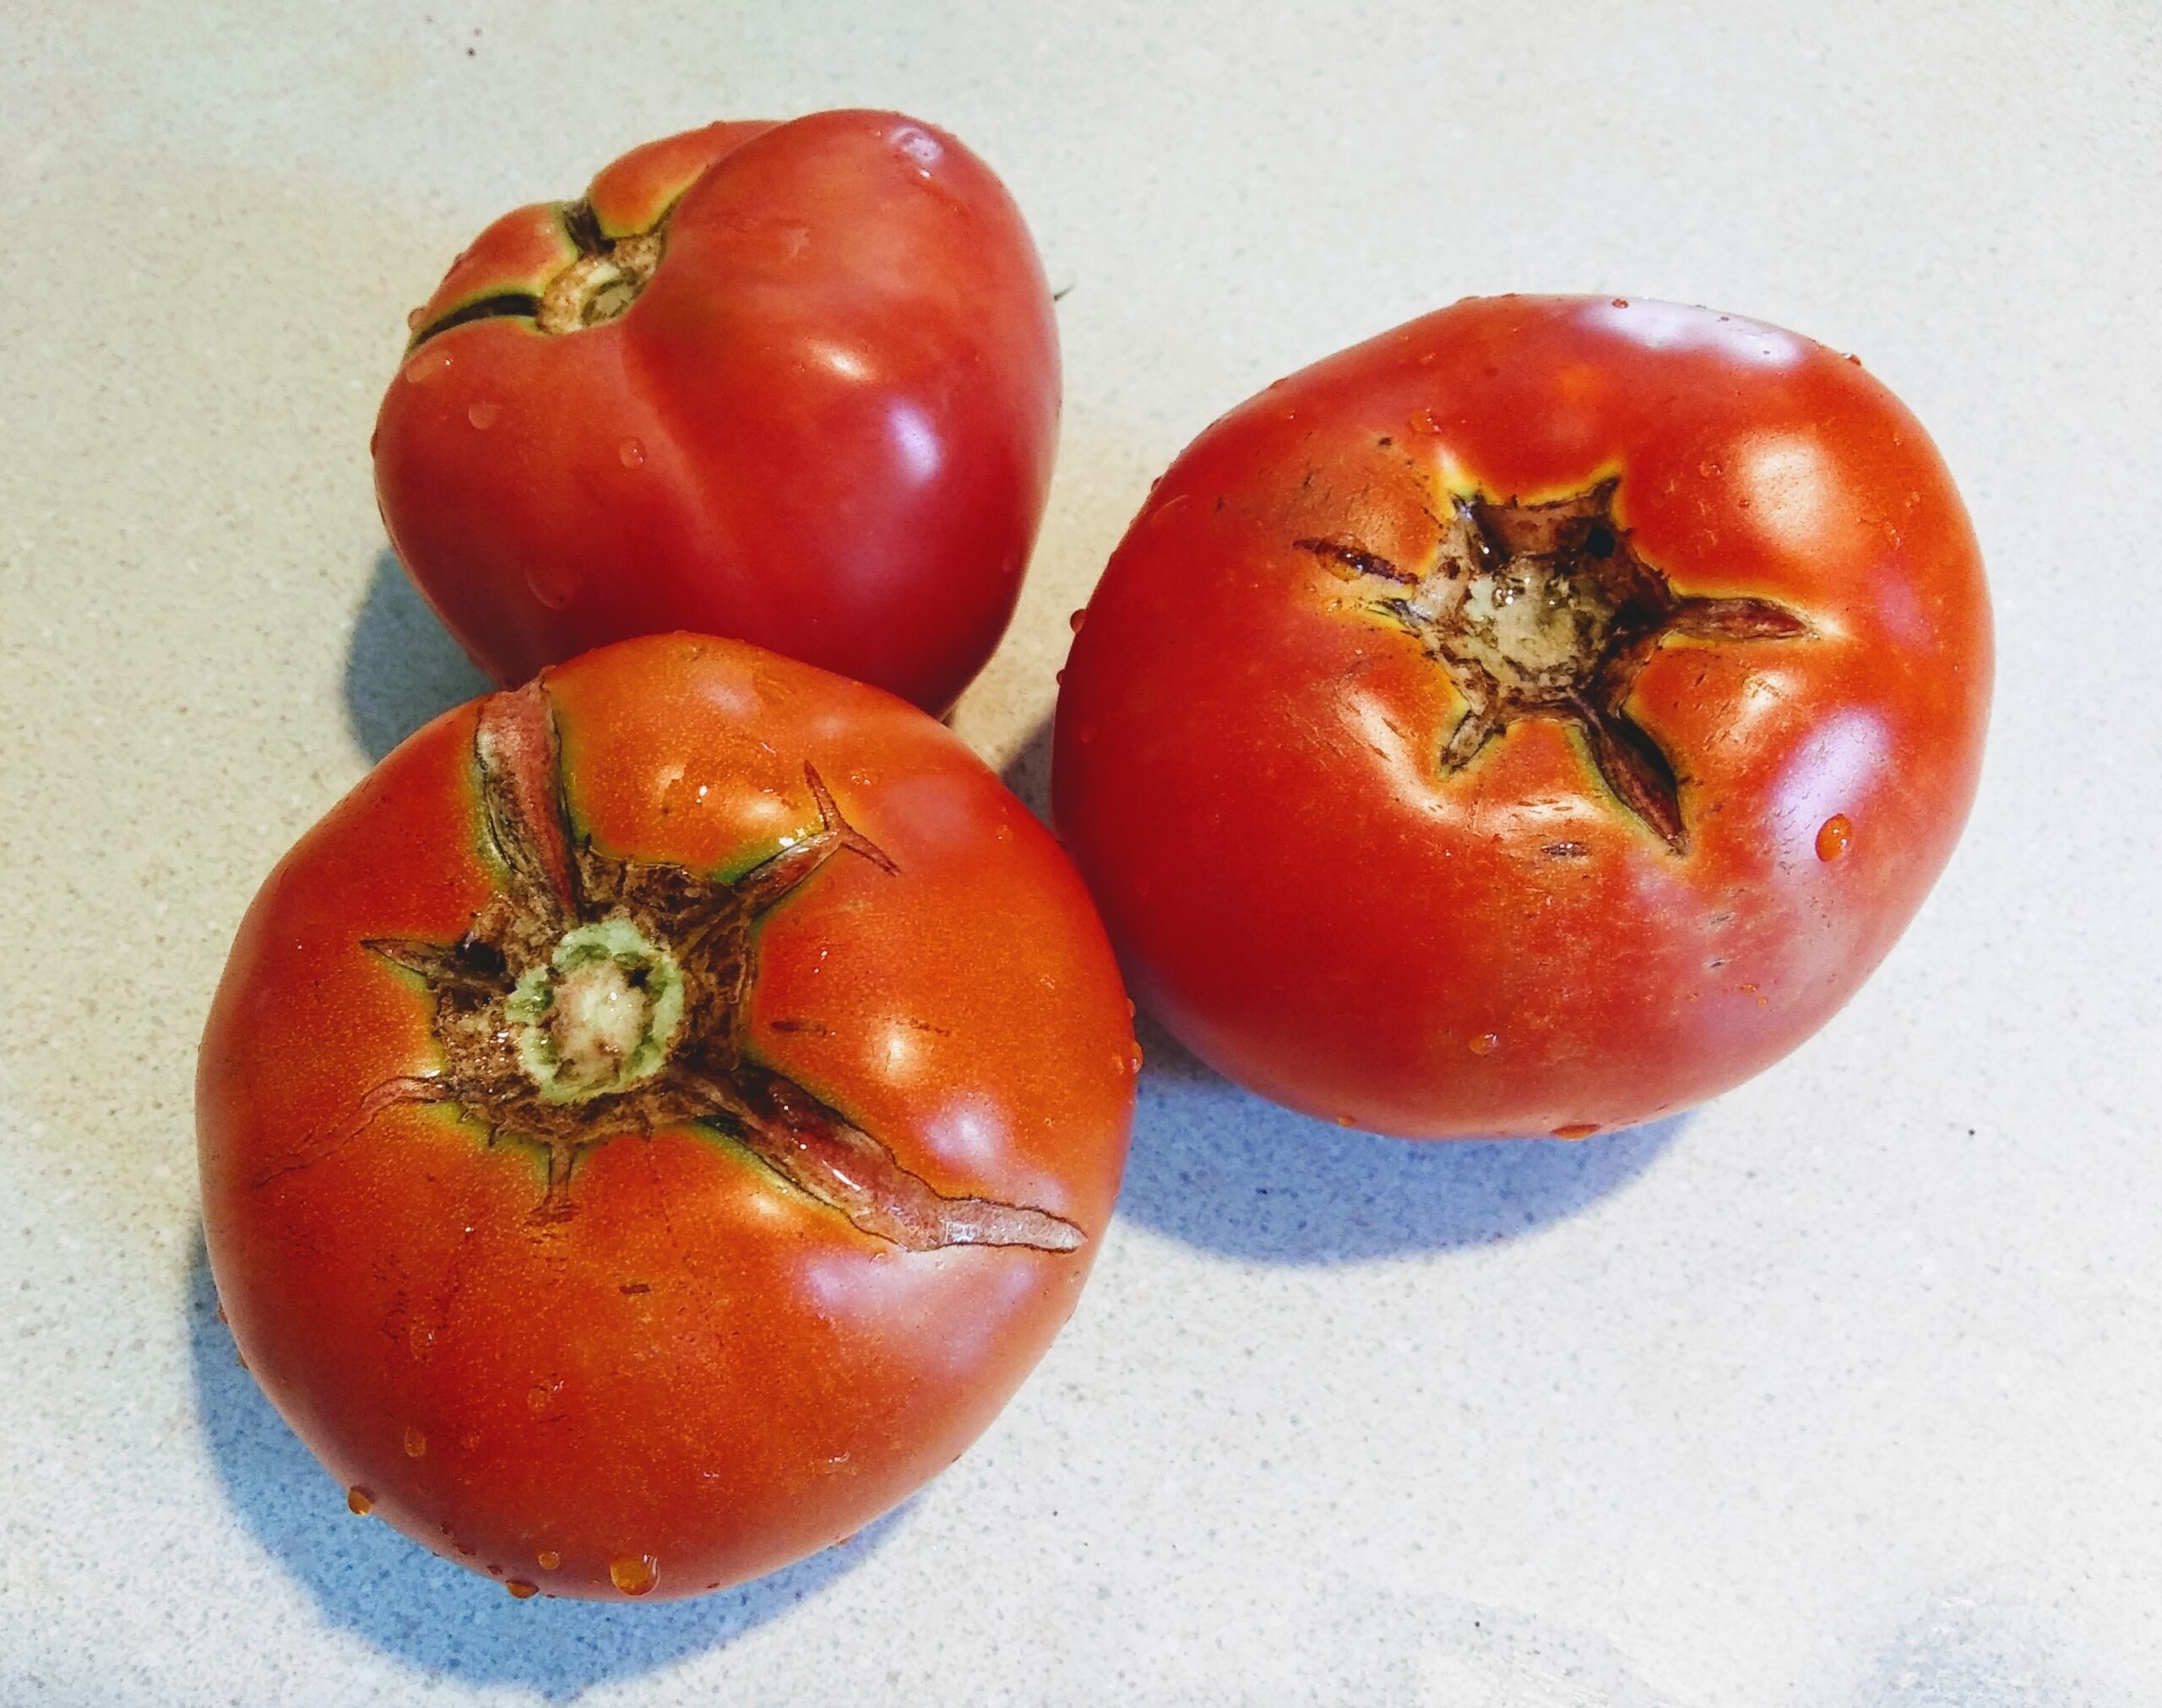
left=1298, top=478, right=1806, bottom=851
left=255, top=681, right=1085, bottom=1254
left=407, top=198, right=666, bottom=349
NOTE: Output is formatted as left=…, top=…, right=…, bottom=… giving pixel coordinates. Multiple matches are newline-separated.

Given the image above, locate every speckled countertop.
left=3, top=3, right=2159, bottom=1702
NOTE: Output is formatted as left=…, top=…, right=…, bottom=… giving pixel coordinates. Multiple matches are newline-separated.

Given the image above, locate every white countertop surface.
left=4, top=2, right=2159, bottom=1702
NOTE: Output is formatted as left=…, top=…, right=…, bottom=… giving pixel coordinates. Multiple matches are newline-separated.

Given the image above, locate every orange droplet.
left=346, top=1486, right=374, bottom=1516
left=403, top=1425, right=427, bottom=1458
left=1128, top=1046, right=1144, bottom=1071
left=406, top=306, right=426, bottom=330
left=467, top=399, right=501, bottom=431
left=506, top=1580, right=539, bottom=1599
left=1816, top=813, right=1853, bottom=862
left=526, top=564, right=575, bottom=610
left=1467, top=1032, right=1499, bottom=1056
left=618, top=436, right=646, bottom=469
left=610, top=1554, right=659, bottom=1597
left=536, top=1550, right=562, bottom=1571
left=1068, top=607, right=1088, bottom=632
left=1334, top=1115, right=1356, bottom=1128
left=1552, top=1122, right=1600, bottom=1141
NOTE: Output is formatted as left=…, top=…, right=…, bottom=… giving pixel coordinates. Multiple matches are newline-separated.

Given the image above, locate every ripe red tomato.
left=1054, top=296, right=1991, bottom=1137
left=372, top=111, right=1060, bottom=714
left=199, top=634, right=1133, bottom=1600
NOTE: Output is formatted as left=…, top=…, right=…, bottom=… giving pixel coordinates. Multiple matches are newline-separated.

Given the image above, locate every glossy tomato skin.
left=200, top=634, right=1132, bottom=1600
left=1054, top=296, right=1991, bottom=1137
left=373, top=111, right=1060, bottom=714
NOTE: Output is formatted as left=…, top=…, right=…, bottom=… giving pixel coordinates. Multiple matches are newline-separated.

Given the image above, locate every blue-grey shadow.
left=997, top=713, right=1683, bottom=1264
left=1115, top=1017, right=1682, bottom=1263
left=187, top=1233, right=903, bottom=1699
left=345, top=548, right=490, bottom=762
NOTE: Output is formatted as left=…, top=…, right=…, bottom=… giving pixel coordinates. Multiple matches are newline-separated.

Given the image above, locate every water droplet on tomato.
left=618, top=436, right=646, bottom=469
left=406, top=306, right=426, bottom=331
left=467, top=400, right=501, bottom=431
left=403, top=348, right=454, bottom=385
left=346, top=1486, right=374, bottom=1516
left=1815, top=813, right=1853, bottom=862
left=403, top=1424, right=427, bottom=1458
left=1467, top=1032, right=1499, bottom=1056
left=526, top=564, right=575, bottom=610
left=506, top=1580, right=539, bottom=1599
left=1551, top=1122, right=1600, bottom=1141
left=527, top=1378, right=561, bottom=1414
left=1611, top=297, right=1629, bottom=308
left=536, top=1550, right=562, bottom=1571
left=1068, top=608, right=1088, bottom=633
left=610, top=1554, right=659, bottom=1597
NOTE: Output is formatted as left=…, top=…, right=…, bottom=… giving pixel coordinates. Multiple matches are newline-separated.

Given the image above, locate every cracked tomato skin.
left=198, top=633, right=1133, bottom=1600
left=1052, top=296, right=1991, bottom=1137
left=372, top=111, right=1060, bottom=714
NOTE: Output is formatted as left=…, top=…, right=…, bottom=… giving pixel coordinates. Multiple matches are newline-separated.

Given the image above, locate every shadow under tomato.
left=186, top=1234, right=903, bottom=1699
left=1115, top=1018, right=1683, bottom=1263
left=345, top=548, right=491, bottom=763
left=996, top=717, right=1683, bottom=1264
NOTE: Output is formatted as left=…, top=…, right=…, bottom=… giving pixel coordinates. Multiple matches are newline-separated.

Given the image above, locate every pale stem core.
left=508, top=918, right=684, bottom=1103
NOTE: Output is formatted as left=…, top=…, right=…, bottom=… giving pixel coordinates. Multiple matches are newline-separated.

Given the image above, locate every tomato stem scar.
left=1299, top=478, right=1807, bottom=852
left=258, top=680, right=1084, bottom=1252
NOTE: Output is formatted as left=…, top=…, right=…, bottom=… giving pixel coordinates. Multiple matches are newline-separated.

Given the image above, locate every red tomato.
left=1053, top=296, right=1991, bottom=1137
left=372, top=111, right=1060, bottom=714
left=199, top=635, right=1133, bottom=1600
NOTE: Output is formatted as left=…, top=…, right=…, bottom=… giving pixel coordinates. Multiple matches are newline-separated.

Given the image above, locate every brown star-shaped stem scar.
left=252, top=680, right=1085, bottom=1253
left=1297, top=478, right=1807, bottom=852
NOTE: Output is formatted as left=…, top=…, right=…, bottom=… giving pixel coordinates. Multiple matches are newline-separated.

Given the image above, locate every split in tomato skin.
left=198, top=634, right=1133, bottom=1600
left=1052, top=296, right=1991, bottom=1139
left=372, top=111, right=1061, bottom=715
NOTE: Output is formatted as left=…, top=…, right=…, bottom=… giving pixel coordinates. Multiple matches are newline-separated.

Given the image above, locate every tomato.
left=1053, top=296, right=1991, bottom=1137
left=198, top=634, right=1133, bottom=1600
left=372, top=111, right=1060, bottom=714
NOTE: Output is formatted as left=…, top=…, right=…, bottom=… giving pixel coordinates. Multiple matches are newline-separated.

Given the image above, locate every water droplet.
left=346, top=1486, right=374, bottom=1516
left=889, top=124, right=943, bottom=176
left=1129, top=1046, right=1144, bottom=1071
left=1551, top=1122, right=1600, bottom=1141
left=406, top=306, right=427, bottom=331
left=1054, top=669, right=1066, bottom=686
left=527, top=1378, right=561, bottom=1415
left=1334, top=1115, right=1356, bottom=1128
left=525, top=564, right=575, bottom=610
left=506, top=1579, right=538, bottom=1598
left=404, top=1424, right=427, bottom=1458
left=610, top=1554, right=659, bottom=1597
left=1846, top=353, right=1862, bottom=366
left=1815, top=813, right=1853, bottom=862
left=1467, top=1032, right=1499, bottom=1056
left=537, top=1550, right=562, bottom=1571
left=1611, top=297, right=1629, bottom=308
left=618, top=436, right=646, bottom=469
left=1068, top=607, right=1088, bottom=632
left=467, top=400, right=501, bottom=431
left=403, top=347, right=454, bottom=385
